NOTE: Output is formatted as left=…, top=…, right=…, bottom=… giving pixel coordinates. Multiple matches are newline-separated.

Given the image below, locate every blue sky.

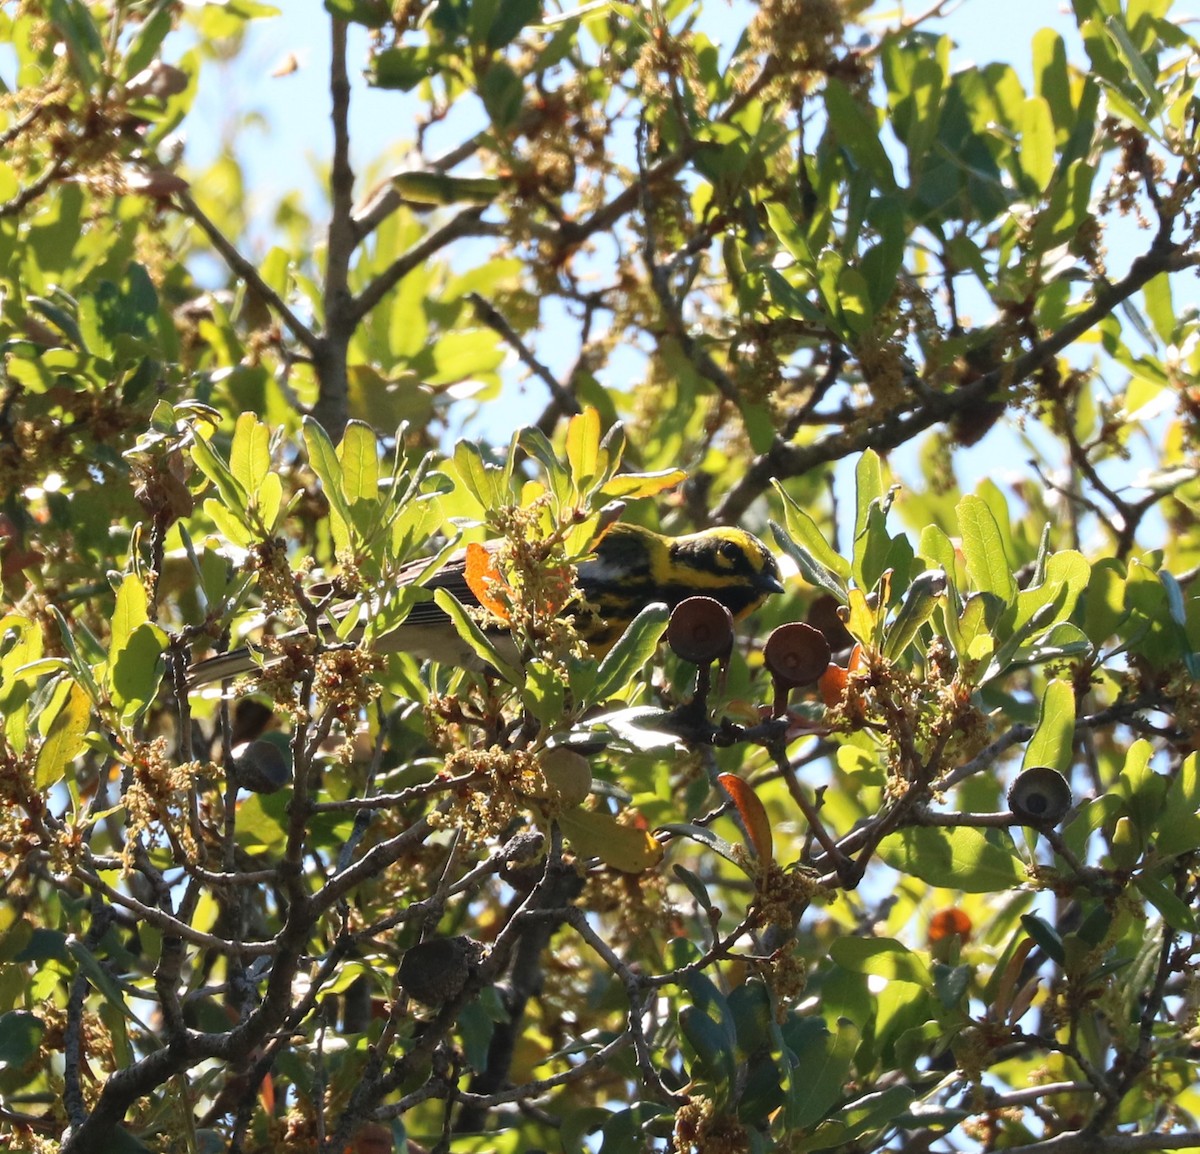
left=181, top=0, right=1157, bottom=532
left=188, top=0, right=1085, bottom=267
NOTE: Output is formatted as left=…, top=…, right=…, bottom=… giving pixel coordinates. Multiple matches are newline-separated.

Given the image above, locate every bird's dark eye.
left=720, top=540, right=741, bottom=561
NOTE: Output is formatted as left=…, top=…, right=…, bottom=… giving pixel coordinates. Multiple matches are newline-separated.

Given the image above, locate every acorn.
left=667, top=596, right=735, bottom=666
left=535, top=747, right=592, bottom=808
left=763, top=622, right=831, bottom=716
left=398, top=936, right=483, bottom=1006
left=1008, top=767, right=1072, bottom=827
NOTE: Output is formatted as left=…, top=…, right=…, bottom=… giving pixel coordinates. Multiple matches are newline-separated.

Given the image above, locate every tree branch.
left=712, top=235, right=1199, bottom=524
left=176, top=190, right=320, bottom=351
left=349, top=207, right=495, bottom=323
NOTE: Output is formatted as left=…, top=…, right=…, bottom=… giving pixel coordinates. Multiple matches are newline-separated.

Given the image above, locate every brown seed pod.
left=667, top=596, right=735, bottom=665
left=399, top=936, right=483, bottom=1006
left=763, top=622, right=832, bottom=689
left=1008, top=766, right=1072, bottom=826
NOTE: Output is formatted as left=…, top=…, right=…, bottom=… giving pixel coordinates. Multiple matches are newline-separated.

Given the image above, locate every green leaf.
left=883, top=568, right=944, bottom=661
left=1103, top=14, right=1162, bottom=112
left=685, top=971, right=739, bottom=1054
left=837, top=266, right=873, bottom=336
left=1007, top=550, right=1090, bottom=638
left=1135, top=874, right=1197, bottom=933
left=791, top=1085, right=916, bottom=1151
left=1033, top=28, right=1073, bottom=135
left=229, top=411, right=271, bottom=495
left=338, top=420, right=380, bottom=505
left=877, top=826, right=1024, bottom=892
left=392, top=170, right=502, bottom=206
left=824, top=80, right=896, bottom=191
left=480, top=60, right=524, bottom=130
left=0, top=1010, right=43, bottom=1067
left=432, top=588, right=524, bottom=686
left=303, top=417, right=352, bottom=553
left=483, top=0, right=540, bottom=50
left=1019, top=96, right=1056, bottom=191
left=828, top=938, right=931, bottom=986
left=854, top=451, right=884, bottom=543
left=786, top=1017, right=859, bottom=1130
left=657, top=823, right=750, bottom=876
left=1023, top=679, right=1076, bottom=774
left=764, top=203, right=814, bottom=266
left=49, top=0, right=104, bottom=87
left=451, top=438, right=506, bottom=511
left=957, top=494, right=1016, bottom=604
left=324, top=0, right=392, bottom=27
left=110, top=622, right=168, bottom=726
left=680, top=1003, right=736, bottom=1106
left=124, top=0, right=177, bottom=78
left=523, top=658, right=566, bottom=725
left=592, top=603, right=669, bottom=702
left=566, top=406, right=603, bottom=493
left=558, top=808, right=663, bottom=873
left=1084, top=556, right=1128, bottom=642
left=771, top=524, right=845, bottom=604
left=109, top=574, right=149, bottom=662
left=1142, top=272, right=1175, bottom=343
left=1156, top=753, right=1200, bottom=857
left=370, top=44, right=441, bottom=90
left=190, top=433, right=251, bottom=520
left=1021, top=913, right=1066, bottom=964
left=860, top=198, right=907, bottom=311
left=1029, top=159, right=1096, bottom=251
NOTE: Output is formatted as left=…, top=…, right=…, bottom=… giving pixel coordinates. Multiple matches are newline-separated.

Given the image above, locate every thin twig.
left=468, top=292, right=581, bottom=415
left=176, top=190, right=319, bottom=350
left=349, top=207, right=493, bottom=323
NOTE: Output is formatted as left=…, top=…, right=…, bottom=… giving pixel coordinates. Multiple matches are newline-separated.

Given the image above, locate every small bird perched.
left=186, top=523, right=784, bottom=688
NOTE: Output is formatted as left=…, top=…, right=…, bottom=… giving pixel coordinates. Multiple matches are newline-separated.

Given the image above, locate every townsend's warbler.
left=187, top=523, right=784, bottom=688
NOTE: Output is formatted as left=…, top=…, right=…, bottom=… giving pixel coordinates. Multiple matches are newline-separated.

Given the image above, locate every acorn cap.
left=763, top=622, right=832, bottom=689
left=1008, top=766, right=1072, bottom=826
left=667, top=596, right=735, bottom=665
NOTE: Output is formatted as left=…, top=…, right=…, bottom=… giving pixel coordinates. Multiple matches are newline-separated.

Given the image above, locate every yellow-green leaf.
left=559, top=808, right=663, bottom=873
left=957, top=494, right=1016, bottom=604
left=109, top=574, right=149, bottom=662
left=566, top=407, right=603, bottom=491
left=1023, top=679, right=1075, bottom=774
left=35, top=682, right=91, bottom=789
left=229, top=411, right=270, bottom=493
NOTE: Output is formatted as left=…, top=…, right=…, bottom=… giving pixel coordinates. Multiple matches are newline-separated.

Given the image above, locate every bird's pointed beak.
left=761, top=570, right=786, bottom=595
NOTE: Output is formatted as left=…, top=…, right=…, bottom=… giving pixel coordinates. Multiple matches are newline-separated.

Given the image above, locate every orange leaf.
left=817, top=662, right=847, bottom=707
left=718, top=772, right=774, bottom=866
left=464, top=542, right=510, bottom=621
left=928, top=906, right=973, bottom=944
left=259, top=1070, right=275, bottom=1115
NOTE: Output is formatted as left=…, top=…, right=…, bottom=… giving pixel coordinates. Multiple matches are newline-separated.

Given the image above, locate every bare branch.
left=468, top=292, right=581, bottom=416
left=176, top=190, right=320, bottom=351
left=349, top=207, right=496, bottom=323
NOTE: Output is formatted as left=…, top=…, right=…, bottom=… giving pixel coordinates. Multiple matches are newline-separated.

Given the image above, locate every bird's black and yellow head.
left=662, top=527, right=785, bottom=618
left=577, top=524, right=784, bottom=648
